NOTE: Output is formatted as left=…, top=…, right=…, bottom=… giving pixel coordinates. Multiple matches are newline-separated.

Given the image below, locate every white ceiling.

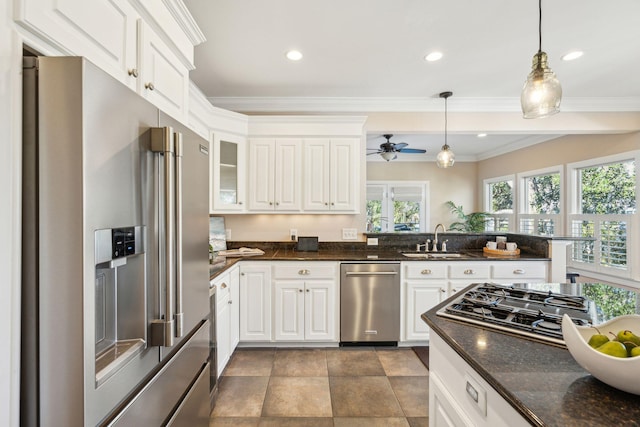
left=184, top=0, right=640, bottom=160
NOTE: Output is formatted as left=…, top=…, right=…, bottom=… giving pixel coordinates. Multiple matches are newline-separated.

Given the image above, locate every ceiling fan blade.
left=397, top=148, right=426, bottom=153
left=393, top=142, right=408, bottom=150
left=367, top=151, right=383, bottom=155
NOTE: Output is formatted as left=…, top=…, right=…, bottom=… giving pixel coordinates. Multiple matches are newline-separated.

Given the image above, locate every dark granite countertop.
left=422, top=283, right=640, bottom=427
left=209, top=247, right=549, bottom=280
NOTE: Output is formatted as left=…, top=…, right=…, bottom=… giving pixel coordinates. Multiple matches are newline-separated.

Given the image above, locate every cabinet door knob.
left=241, top=272, right=245, bottom=276
left=220, top=283, right=227, bottom=289
left=513, top=269, right=525, bottom=274
left=464, top=269, right=474, bottom=275
left=324, top=202, right=328, bottom=206
left=451, top=288, right=458, bottom=293
left=421, top=269, right=432, bottom=275
left=306, top=289, right=309, bottom=292
left=298, top=269, right=310, bottom=275
left=269, top=202, right=273, bottom=206
left=440, top=288, right=446, bottom=293
left=276, top=202, right=279, bottom=206
left=228, top=300, right=232, bottom=304
left=298, top=289, right=303, bottom=293
left=128, top=68, right=138, bottom=78
left=144, top=82, right=155, bottom=91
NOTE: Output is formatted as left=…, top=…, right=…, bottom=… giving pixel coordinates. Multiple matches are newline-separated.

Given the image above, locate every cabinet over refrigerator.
left=21, top=57, right=211, bottom=426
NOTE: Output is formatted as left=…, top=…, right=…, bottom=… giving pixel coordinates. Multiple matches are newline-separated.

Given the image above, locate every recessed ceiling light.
left=477, top=133, right=487, bottom=138
left=286, top=50, right=303, bottom=61
left=561, top=51, right=584, bottom=61
left=424, top=51, right=443, bottom=62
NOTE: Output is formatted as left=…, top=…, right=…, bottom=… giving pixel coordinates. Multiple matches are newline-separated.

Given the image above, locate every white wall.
left=1, top=1, right=23, bottom=425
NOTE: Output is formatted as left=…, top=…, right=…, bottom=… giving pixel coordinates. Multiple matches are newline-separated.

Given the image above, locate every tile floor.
left=210, top=347, right=429, bottom=427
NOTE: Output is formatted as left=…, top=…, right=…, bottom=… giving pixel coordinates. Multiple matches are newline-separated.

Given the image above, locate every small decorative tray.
left=483, top=247, right=520, bottom=256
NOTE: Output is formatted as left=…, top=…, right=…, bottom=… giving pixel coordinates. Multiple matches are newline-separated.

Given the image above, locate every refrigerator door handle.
left=150, top=127, right=176, bottom=347
left=174, top=131, right=184, bottom=338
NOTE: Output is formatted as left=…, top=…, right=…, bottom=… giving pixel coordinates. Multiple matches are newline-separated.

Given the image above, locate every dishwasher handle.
left=345, top=271, right=398, bottom=276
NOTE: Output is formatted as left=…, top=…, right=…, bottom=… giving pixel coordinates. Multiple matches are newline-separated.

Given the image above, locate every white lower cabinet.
left=212, top=271, right=230, bottom=375
left=212, top=265, right=240, bottom=376
left=239, top=262, right=272, bottom=341
left=429, top=333, right=530, bottom=427
left=228, top=265, right=240, bottom=350
left=401, top=260, right=548, bottom=344
left=273, top=262, right=339, bottom=342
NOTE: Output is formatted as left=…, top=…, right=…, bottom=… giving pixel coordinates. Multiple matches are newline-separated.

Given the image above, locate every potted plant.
left=445, top=201, right=490, bottom=232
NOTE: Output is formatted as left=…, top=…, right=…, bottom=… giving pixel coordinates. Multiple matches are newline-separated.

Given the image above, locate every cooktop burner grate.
left=437, top=283, right=595, bottom=345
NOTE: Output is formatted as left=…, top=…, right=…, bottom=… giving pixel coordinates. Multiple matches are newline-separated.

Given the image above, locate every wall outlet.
left=290, top=229, right=298, bottom=241
left=225, top=229, right=231, bottom=240
left=342, top=228, right=357, bottom=240
left=367, top=237, right=379, bottom=246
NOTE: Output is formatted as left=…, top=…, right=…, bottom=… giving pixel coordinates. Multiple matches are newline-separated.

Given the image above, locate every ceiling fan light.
left=380, top=151, right=397, bottom=161
left=436, top=145, right=455, bottom=168
left=521, top=51, right=562, bottom=119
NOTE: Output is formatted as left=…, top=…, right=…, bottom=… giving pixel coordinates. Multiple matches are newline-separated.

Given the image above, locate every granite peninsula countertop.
left=422, top=283, right=640, bottom=427
left=209, top=247, right=550, bottom=280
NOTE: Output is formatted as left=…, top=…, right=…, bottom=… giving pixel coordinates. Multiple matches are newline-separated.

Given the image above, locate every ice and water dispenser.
left=94, top=226, right=146, bottom=386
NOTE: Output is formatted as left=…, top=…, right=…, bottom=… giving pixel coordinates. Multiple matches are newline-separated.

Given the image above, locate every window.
left=518, top=167, right=562, bottom=236
left=568, top=153, right=637, bottom=278
left=484, top=175, right=514, bottom=232
left=366, top=182, right=429, bottom=232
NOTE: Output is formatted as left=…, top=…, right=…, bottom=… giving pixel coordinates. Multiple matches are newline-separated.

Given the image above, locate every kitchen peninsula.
left=422, top=283, right=640, bottom=427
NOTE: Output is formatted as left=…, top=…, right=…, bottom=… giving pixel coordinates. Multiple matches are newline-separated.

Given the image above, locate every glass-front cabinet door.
left=211, top=132, right=246, bottom=212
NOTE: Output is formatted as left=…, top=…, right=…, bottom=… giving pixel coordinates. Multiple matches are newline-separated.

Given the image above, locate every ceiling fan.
left=367, top=134, right=427, bottom=161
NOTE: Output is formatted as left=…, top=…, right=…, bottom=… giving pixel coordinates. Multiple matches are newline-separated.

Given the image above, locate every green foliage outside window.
left=582, top=283, right=637, bottom=322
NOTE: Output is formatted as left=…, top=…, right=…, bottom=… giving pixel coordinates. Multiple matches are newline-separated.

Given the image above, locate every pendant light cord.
left=444, top=96, right=448, bottom=147
left=538, top=0, right=542, bottom=53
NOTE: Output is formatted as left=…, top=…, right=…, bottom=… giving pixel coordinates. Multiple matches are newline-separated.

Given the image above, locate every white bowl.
left=562, top=314, right=640, bottom=395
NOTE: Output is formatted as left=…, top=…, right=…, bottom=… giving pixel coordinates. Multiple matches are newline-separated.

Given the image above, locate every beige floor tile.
left=329, top=376, right=404, bottom=417
left=258, top=417, right=334, bottom=426
left=333, top=417, right=410, bottom=427
left=272, top=349, right=328, bottom=377
left=326, top=348, right=386, bottom=376
left=209, top=417, right=260, bottom=426
left=212, top=376, right=269, bottom=417
left=377, top=349, right=429, bottom=376
left=223, top=348, right=275, bottom=376
left=262, top=377, right=332, bottom=417
left=388, top=376, right=430, bottom=417
left=407, top=417, right=430, bottom=427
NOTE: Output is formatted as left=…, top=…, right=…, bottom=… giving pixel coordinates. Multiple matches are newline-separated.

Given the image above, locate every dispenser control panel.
left=112, top=227, right=136, bottom=258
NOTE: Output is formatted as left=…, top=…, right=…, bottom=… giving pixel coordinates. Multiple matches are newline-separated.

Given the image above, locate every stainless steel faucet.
left=433, top=223, right=446, bottom=252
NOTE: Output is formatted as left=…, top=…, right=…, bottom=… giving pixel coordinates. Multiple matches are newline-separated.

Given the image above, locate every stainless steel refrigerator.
left=21, top=56, right=211, bottom=426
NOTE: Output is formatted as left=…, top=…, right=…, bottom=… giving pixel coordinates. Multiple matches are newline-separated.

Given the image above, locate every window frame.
left=366, top=180, right=430, bottom=233
left=483, top=174, right=515, bottom=232
left=516, top=165, right=564, bottom=236
left=567, top=151, right=639, bottom=281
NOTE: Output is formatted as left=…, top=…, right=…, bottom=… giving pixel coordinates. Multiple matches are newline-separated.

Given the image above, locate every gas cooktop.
left=436, top=283, right=596, bottom=346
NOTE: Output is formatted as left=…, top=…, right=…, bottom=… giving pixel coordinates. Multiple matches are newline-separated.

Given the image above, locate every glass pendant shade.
left=436, top=144, right=455, bottom=168
left=380, top=151, right=397, bottom=161
left=521, top=51, right=562, bottom=119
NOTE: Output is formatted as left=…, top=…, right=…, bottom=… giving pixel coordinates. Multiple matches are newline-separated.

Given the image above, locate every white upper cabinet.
left=15, top=0, right=205, bottom=123
left=16, top=0, right=139, bottom=89
left=303, top=138, right=359, bottom=212
left=248, top=138, right=301, bottom=212
left=137, top=20, right=189, bottom=121
left=248, top=116, right=366, bottom=214
left=211, top=132, right=247, bottom=212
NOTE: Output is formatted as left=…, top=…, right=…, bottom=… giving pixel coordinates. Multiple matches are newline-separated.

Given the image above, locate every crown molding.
left=474, top=135, right=564, bottom=161
left=209, top=96, right=640, bottom=114
left=162, top=0, right=207, bottom=45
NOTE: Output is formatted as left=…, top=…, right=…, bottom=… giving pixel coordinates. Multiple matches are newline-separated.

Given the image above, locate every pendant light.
left=436, top=91, right=454, bottom=168
left=521, top=0, right=562, bottom=119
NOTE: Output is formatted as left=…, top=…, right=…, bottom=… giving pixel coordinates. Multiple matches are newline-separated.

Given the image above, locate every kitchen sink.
left=402, top=252, right=463, bottom=258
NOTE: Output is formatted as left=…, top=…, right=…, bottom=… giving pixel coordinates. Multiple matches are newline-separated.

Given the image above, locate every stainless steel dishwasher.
left=340, top=263, right=400, bottom=344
